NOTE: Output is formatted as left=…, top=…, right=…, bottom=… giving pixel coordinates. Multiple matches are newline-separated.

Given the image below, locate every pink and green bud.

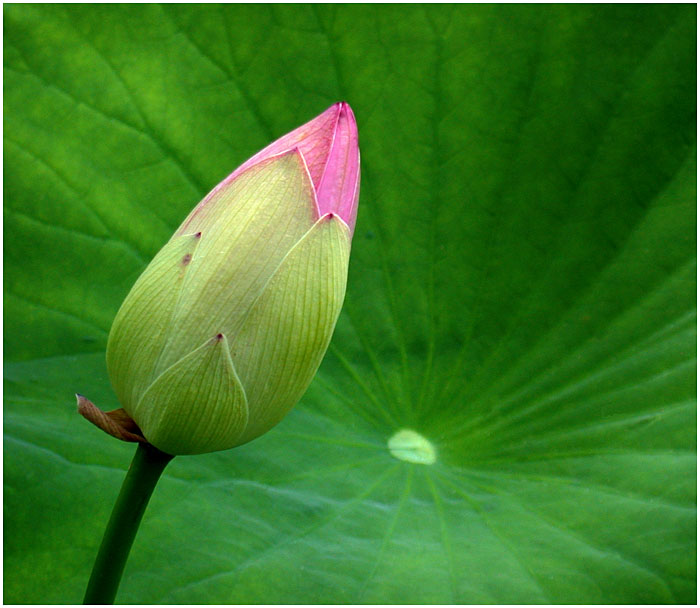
left=102, top=103, right=360, bottom=455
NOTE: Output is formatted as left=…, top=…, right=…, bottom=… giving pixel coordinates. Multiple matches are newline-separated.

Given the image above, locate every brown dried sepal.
left=76, top=394, right=148, bottom=444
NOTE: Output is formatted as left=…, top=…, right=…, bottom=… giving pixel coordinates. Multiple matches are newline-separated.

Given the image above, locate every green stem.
left=83, top=443, right=174, bottom=604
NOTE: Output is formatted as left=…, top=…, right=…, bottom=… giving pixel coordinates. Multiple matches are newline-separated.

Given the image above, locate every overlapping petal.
left=105, top=103, right=360, bottom=454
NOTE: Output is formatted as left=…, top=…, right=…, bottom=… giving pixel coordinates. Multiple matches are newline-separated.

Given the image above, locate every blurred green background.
left=4, top=4, right=696, bottom=604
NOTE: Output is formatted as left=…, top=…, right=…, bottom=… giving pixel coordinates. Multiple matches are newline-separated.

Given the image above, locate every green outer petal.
left=232, top=214, right=351, bottom=445
left=134, top=333, right=248, bottom=455
left=156, top=151, right=318, bottom=374
left=106, top=232, right=202, bottom=412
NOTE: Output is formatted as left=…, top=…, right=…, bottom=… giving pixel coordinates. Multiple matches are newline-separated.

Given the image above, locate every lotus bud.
left=98, top=103, right=360, bottom=455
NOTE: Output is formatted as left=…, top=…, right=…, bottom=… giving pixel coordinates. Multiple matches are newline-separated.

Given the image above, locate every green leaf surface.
left=4, top=4, right=696, bottom=604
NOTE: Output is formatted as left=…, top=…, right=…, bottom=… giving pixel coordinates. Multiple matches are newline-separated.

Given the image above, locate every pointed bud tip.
left=337, top=101, right=355, bottom=117
left=335, top=102, right=357, bottom=134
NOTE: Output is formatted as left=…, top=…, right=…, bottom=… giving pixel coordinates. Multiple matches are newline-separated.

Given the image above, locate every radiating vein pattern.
left=3, top=3, right=696, bottom=604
